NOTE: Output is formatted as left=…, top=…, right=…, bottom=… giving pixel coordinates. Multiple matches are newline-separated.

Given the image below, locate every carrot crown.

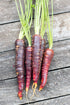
left=15, top=0, right=33, bottom=46
left=46, top=0, right=53, bottom=49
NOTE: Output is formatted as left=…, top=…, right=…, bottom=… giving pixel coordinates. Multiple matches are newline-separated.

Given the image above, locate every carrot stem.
left=40, top=0, right=49, bottom=39
left=15, top=0, right=33, bottom=45
left=34, top=0, right=41, bottom=35
left=46, top=0, right=53, bottom=49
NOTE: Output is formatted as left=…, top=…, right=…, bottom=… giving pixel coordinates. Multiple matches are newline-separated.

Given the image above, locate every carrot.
left=39, top=0, right=49, bottom=71
left=38, top=39, right=45, bottom=80
left=39, top=48, right=54, bottom=91
left=15, top=39, right=25, bottom=99
left=31, top=0, right=42, bottom=96
left=15, top=0, right=25, bottom=99
left=39, top=0, right=54, bottom=91
left=32, top=0, right=48, bottom=95
left=15, top=0, right=31, bottom=99
left=32, top=34, right=41, bottom=85
left=15, top=0, right=33, bottom=98
left=20, top=0, right=33, bottom=96
left=26, top=47, right=32, bottom=94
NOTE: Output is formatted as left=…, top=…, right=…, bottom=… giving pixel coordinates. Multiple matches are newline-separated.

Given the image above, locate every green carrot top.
left=46, top=0, right=53, bottom=49
left=40, top=0, right=48, bottom=39
left=40, top=0, right=53, bottom=48
left=34, top=0, right=41, bottom=35
left=34, top=0, right=52, bottom=42
left=15, top=0, right=33, bottom=46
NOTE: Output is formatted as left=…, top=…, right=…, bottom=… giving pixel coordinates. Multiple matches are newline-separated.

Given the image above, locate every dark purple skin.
left=32, top=34, right=41, bottom=83
left=15, top=39, right=25, bottom=99
left=39, top=39, right=46, bottom=70
left=25, top=46, right=32, bottom=92
left=39, top=48, right=54, bottom=90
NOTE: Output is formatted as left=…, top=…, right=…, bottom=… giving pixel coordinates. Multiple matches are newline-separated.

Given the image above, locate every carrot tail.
left=15, top=39, right=25, bottom=99
left=18, top=90, right=22, bottom=100
left=31, top=82, right=37, bottom=98
left=26, top=46, right=32, bottom=95
left=39, top=48, right=54, bottom=91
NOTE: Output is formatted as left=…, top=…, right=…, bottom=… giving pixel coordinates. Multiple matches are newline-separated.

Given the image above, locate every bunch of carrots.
left=15, top=0, right=54, bottom=100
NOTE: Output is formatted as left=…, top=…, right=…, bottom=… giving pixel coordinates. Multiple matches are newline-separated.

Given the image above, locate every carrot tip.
left=19, top=97, right=22, bottom=100
left=39, top=87, right=43, bottom=91
left=16, top=72, right=18, bottom=75
left=26, top=88, right=28, bottom=95
left=18, top=91, right=22, bottom=100
left=26, top=88, right=28, bottom=92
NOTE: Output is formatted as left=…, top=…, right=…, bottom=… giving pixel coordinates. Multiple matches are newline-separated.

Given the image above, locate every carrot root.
left=26, top=46, right=32, bottom=96
left=15, top=39, right=25, bottom=99
left=32, top=82, right=37, bottom=90
left=31, top=82, right=37, bottom=98
left=39, top=48, right=54, bottom=91
left=32, top=34, right=41, bottom=82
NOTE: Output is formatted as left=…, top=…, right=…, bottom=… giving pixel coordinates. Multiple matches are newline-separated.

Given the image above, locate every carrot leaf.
left=46, top=0, right=53, bottom=49
left=15, top=0, right=33, bottom=46
left=34, top=0, right=41, bottom=35
left=40, top=0, right=49, bottom=39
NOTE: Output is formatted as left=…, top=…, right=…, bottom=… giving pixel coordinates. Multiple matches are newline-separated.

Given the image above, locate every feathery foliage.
left=15, top=0, right=33, bottom=46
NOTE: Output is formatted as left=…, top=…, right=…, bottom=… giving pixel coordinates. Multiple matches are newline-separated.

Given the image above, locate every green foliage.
left=15, top=0, right=53, bottom=48
left=15, top=0, right=33, bottom=46
left=34, top=0, right=41, bottom=35
left=40, top=0, right=53, bottom=48
left=45, top=0, right=53, bottom=49
left=40, top=0, right=49, bottom=39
